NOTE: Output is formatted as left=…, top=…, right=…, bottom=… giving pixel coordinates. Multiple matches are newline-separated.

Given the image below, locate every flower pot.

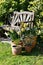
left=25, top=46, right=32, bottom=53
left=11, top=41, right=22, bottom=55
left=11, top=45, right=22, bottom=55
left=11, top=41, right=16, bottom=48
left=32, top=36, right=37, bottom=48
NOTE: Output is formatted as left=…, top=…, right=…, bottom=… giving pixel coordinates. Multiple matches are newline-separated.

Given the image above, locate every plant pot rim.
left=12, top=45, right=22, bottom=48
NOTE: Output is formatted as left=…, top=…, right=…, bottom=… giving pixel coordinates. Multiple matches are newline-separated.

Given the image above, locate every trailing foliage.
left=9, top=30, right=20, bottom=41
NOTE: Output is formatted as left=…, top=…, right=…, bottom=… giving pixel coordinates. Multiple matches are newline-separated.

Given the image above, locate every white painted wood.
left=14, top=14, right=18, bottom=22
left=16, top=17, right=19, bottom=23
left=32, top=13, right=34, bottom=21
left=31, top=22, right=33, bottom=29
left=26, top=14, right=30, bottom=21
left=11, top=16, right=15, bottom=27
left=10, top=11, right=34, bottom=29
left=18, top=18, right=21, bottom=22
left=29, top=15, right=31, bottom=21
left=14, top=12, right=34, bottom=22
left=23, top=14, right=26, bottom=21
left=20, top=14, right=22, bottom=22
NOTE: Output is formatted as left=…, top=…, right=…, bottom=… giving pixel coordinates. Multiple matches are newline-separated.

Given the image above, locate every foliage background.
left=0, top=0, right=43, bottom=37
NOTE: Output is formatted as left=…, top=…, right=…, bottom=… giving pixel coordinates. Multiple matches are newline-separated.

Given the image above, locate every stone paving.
left=0, top=37, right=12, bottom=44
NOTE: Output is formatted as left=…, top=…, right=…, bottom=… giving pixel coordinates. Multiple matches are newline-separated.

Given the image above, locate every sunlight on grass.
left=0, top=42, right=43, bottom=65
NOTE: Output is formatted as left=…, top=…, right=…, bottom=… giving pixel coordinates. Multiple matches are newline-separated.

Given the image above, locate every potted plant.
left=31, top=35, right=37, bottom=48
left=29, top=28, right=37, bottom=48
left=23, top=36, right=32, bottom=52
left=23, top=32, right=37, bottom=52
left=21, top=23, right=37, bottom=52
left=11, top=43, right=22, bottom=55
left=9, top=30, right=22, bottom=55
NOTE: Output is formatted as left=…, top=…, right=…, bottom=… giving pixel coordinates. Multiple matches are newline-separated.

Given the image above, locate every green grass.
left=0, top=42, right=43, bottom=65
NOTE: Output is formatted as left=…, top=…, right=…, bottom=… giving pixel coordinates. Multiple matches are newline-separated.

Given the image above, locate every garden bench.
left=10, top=11, right=34, bottom=31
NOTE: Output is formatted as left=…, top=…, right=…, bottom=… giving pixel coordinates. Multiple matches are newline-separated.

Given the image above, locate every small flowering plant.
left=18, top=22, right=37, bottom=46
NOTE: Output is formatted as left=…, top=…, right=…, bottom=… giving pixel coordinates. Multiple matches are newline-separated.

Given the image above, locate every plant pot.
left=32, top=36, right=37, bottom=48
left=25, top=45, right=32, bottom=53
left=11, top=45, right=22, bottom=55
left=11, top=41, right=16, bottom=48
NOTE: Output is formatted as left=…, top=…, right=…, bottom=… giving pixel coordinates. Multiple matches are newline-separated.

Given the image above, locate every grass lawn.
left=0, top=42, right=43, bottom=65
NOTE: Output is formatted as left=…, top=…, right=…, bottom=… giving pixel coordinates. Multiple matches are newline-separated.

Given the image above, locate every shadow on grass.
left=20, top=46, right=43, bottom=56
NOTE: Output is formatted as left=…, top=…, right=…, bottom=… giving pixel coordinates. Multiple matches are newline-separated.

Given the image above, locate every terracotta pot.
left=11, top=45, right=22, bottom=55
left=11, top=41, right=16, bottom=48
left=25, top=46, right=32, bottom=53
left=32, top=36, right=37, bottom=48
